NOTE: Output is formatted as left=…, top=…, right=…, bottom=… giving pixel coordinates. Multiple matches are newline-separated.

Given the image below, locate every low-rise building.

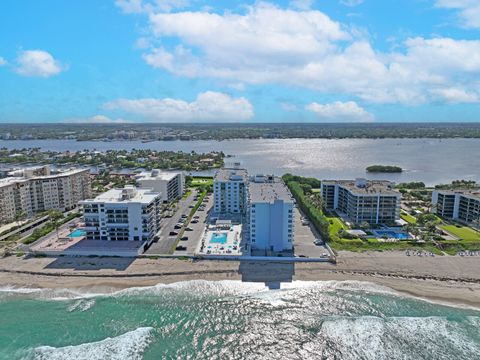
left=80, top=185, right=162, bottom=243
left=136, top=169, right=184, bottom=202
left=321, top=178, right=401, bottom=225
left=432, top=190, right=480, bottom=229
left=0, top=166, right=91, bottom=224
left=248, top=175, right=294, bottom=253
left=213, top=167, right=248, bottom=214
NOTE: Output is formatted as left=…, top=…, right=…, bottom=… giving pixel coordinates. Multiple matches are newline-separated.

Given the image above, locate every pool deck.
left=198, top=224, right=243, bottom=256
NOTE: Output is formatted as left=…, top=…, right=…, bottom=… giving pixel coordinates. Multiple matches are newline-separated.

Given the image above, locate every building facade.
left=0, top=167, right=91, bottom=224
left=80, top=186, right=162, bottom=243
left=136, top=169, right=184, bottom=202
left=213, top=167, right=248, bottom=214
left=321, top=179, right=401, bottom=225
left=432, top=190, right=480, bottom=229
left=248, top=175, right=294, bottom=253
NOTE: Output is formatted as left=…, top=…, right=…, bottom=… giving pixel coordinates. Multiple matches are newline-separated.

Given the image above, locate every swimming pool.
left=68, top=229, right=86, bottom=238
left=210, top=232, right=228, bottom=244
left=373, top=230, right=411, bottom=240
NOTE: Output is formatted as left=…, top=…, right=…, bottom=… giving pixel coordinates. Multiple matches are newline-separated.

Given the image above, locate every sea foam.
left=31, top=327, right=154, bottom=360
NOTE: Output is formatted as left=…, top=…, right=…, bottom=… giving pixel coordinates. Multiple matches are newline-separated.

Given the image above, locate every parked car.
left=174, top=224, right=182, bottom=229
left=313, top=239, right=323, bottom=246
left=176, top=245, right=187, bottom=251
left=191, top=219, right=199, bottom=224
left=185, top=227, right=194, bottom=231
left=169, top=231, right=178, bottom=236
left=180, top=236, right=188, bottom=241
left=181, top=214, right=188, bottom=219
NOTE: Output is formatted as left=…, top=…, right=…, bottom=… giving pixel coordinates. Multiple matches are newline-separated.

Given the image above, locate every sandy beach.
left=1, top=251, right=479, bottom=308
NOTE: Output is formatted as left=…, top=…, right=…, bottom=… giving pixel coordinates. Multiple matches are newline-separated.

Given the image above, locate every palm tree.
left=48, top=210, right=64, bottom=240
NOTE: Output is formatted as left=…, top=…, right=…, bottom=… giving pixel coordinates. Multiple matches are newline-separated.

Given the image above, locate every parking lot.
left=145, top=190, right=198, bottom=254
left=293, top=208, right=330, bottom=258
left=173, top=193, right=213, bottom=255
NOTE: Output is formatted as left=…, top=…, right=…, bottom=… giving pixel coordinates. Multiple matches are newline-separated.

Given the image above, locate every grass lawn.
left=190, top=177, right=213, bottom=187
left=326, top=216, right=347, bottom=236
left=400, top=211, right=417, bottom=224
left=440, top=224, right=480, bottom=240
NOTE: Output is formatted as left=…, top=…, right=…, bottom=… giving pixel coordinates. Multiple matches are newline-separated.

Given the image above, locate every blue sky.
left=1, top=0, right=480, bottom=123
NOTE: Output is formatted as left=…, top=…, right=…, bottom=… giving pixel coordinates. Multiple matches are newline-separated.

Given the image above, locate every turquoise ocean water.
left=0, top=280, right=479, bottom=360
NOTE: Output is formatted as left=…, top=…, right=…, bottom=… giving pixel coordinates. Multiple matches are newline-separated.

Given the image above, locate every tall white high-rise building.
left=80, top=185, right=162, bottom=244
left=213, top=167, right=248, bottom=214
left=248, top=175, right=295, bottom=253
left=135, top=169, right=184, bottom=202
left=0, top=166, right=91, bottom=224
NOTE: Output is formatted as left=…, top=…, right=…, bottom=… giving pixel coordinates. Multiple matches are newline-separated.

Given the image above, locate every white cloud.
left=340, top=0, right=364, bottom=7
left=68, top=115, right=129, bottom=124
left=290, top=0, right=314, bottom=10
left=115, top=0, right=189, bottom=14
left=123, top=2, right=480, bottom=105
left=15, top=50, right=64, bottom=77
left=435, top=0, right=480, bottom=28
left=103, top=91, right=254, bottom=122
left=429, top=87, right=479, bottom=103
left=0, top=56, right=7, bottom=66
left=306, top=101, right=374, bottom=122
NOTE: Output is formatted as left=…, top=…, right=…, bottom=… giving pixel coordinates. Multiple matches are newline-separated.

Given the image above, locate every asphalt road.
left=145, top=190, right=197, bottom=254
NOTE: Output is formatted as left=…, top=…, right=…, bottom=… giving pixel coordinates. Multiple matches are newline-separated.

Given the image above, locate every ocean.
left=0, top=280, right=479, bottom=360
left=1, top=138, right=480, bottom=185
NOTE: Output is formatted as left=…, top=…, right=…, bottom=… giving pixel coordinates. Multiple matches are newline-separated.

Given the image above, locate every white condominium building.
left=432, top=190, right=480, bottom=229
left=0, top=166, right=91, bottom=224
left=321, top=178, right=401, bottom=225
left=213, top=167, right=248, bottom=214
left=80, top=186, right=162, bottom=243
left=136, top=169, right=184, bottom=202
left=249, top=175, right=294, bottom=253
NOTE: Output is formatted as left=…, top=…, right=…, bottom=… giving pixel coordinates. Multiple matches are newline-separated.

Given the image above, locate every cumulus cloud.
left=103, top=91, right=254, bottom=122
left=0, top=56, right=7, bottom=66
left=122, top=2, right=480, bottom=105
left=15, top=50, right=64, bottom=77
left=435, top=0, right=480, bottom=28
left=306, top=101, right=374, bottom=122
left=68, top=115, right=129, bottom=124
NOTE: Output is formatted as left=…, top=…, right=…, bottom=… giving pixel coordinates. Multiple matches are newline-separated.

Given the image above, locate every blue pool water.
left=374, top=230, right=411, bottom=240
left=210, top=233, right=227, bottom=244
left=68, top=229, right=86, bottom=238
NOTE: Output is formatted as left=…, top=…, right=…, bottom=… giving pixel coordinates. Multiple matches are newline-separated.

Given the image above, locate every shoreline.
left=1, top=252, right=480, bottom=309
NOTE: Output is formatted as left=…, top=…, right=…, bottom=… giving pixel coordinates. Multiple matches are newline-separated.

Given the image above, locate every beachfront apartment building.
left=213, top=167, right=248, bottom=214
left=0, top=166, right=91, bottom=224
left=80, top=185, right=162, bottom=243
left=321, top=178, right=401, bottom=225
left=248, top=175, right=295, bottom=253
left=432, top=190, right=480, bottom=229
left=135, top=169, right=184, bottom=202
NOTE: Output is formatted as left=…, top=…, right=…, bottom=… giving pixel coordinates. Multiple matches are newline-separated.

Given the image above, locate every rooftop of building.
left=83, top=186, right=160, bottom=204
left=136, top=169, right=181, bottom=181
left=215, top=167, right=248, bottom=182
left=249, top=176, right=293, bottom=203
left=435, top=189, right=480, bottom=199
left=322, top=179, right=400, bottom=196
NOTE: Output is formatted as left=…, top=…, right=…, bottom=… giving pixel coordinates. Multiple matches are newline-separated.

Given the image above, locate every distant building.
left=80, top=185, right=162, bottom=243
left=135, top=169, right=184, bottom=202
left=248, top=175, right=294, bottom=253
left=0, top=166, right=91, bottom=224
left=213, top=166, right=248, bottom=214
left=432, top=190, right=480, bottom=229
left=321, top=178, right=401, bottom=225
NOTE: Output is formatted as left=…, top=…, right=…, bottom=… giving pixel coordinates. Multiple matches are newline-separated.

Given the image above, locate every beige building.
left=0, top=166, right=91, bottom=224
